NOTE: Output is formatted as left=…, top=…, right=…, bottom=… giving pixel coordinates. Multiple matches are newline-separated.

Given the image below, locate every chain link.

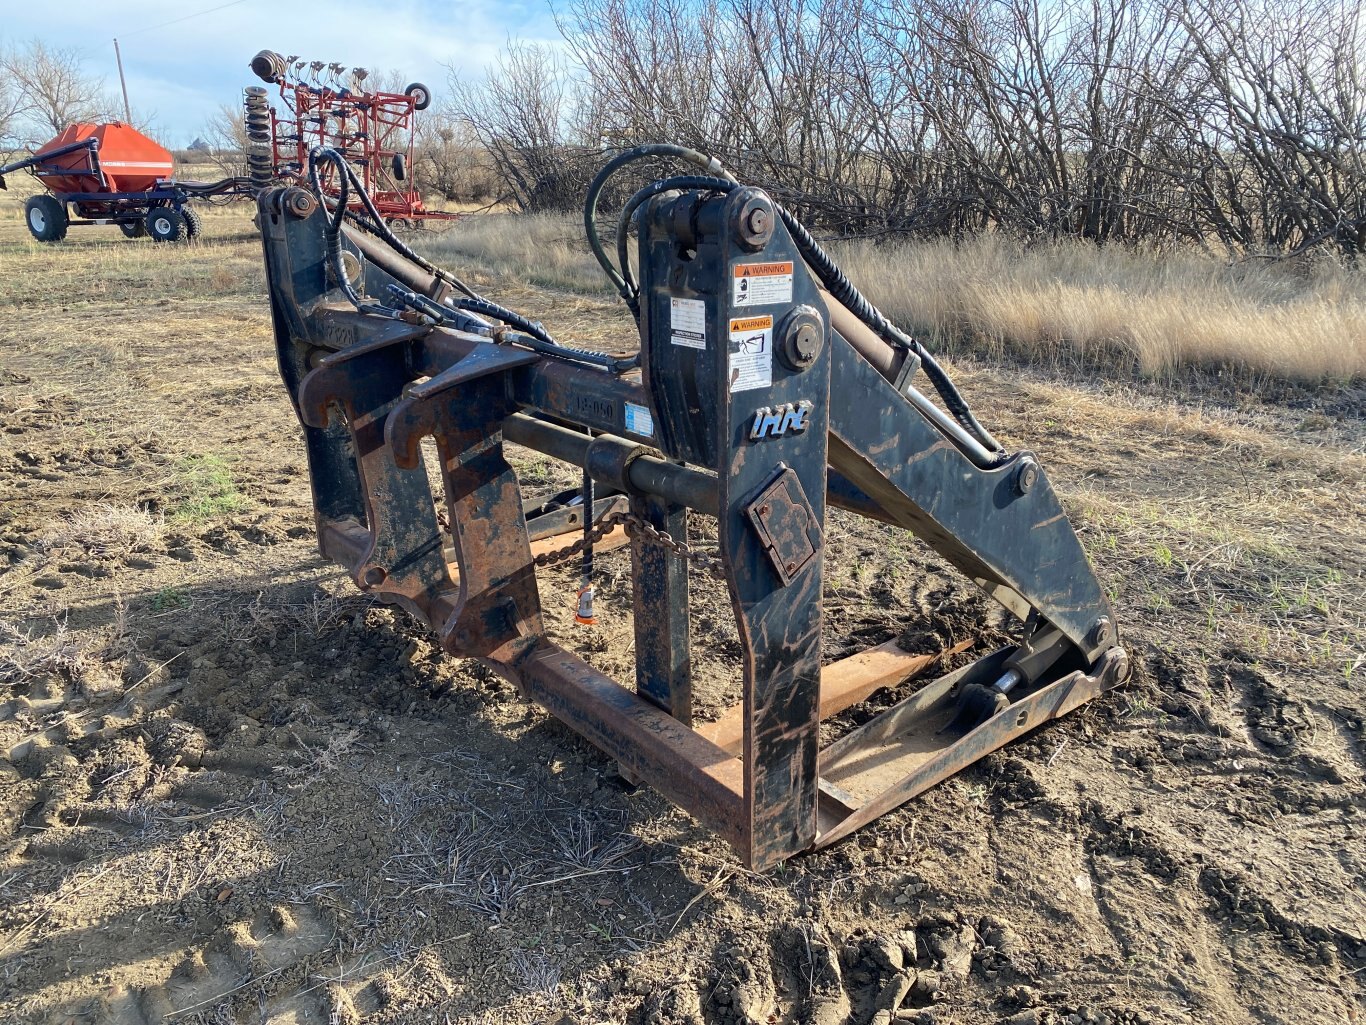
left=531, top=509, right=726, bottom=578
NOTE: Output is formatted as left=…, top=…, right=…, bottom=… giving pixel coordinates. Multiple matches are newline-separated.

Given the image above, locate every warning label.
left=670, top=297, right=707, bottom=349
left=728, top=315, right=773, bottom=393
left=733, top=261, right=793, bottom=306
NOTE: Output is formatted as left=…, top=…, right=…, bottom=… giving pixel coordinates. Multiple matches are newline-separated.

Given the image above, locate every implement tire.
left=146, top=206, right=189, bottom=243
left=25, top=195, right=68, bottom=242
left=404, top=82, right=431, bottom=110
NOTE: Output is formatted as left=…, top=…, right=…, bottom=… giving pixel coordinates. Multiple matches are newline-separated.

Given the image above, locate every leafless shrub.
left=446, top=41, right=601, bottom=212
left=219, top=588, right=370, bottom=646
left=414, top=115, right=499, bottom=204
left=197, top=103, right=250, bottom=179
left=450, top=0, right=1366, bottom=259
left=0, top=602, right=145, bottom=711
left=279, top=728, right=363, bottom=783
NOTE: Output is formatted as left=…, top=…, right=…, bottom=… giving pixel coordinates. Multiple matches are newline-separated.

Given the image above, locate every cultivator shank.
left=258, top=167, right=1127, bottom=869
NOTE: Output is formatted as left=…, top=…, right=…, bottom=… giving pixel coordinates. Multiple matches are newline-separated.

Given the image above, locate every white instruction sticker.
left=733, top=261, right=794, bottom=306
left=624, top=401, right=655, bottom=438
left=728, top=315, right=773, bottom=393
left=670, top=297, right=707, bottom=349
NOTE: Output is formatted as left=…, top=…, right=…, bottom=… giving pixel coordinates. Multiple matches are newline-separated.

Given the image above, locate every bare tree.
left=2, top=40, right=117, bottom=140
left=451, top=0, right=1366, bottom=255
left=414, top=112, right=498, bottom=203
left=0, top=39, right=26, bottom=155
left=199, top=103, right=250, bottom=178
left=1177, top=0, right=1366, bottom=255
left=446, top=41, right=597, bottom=211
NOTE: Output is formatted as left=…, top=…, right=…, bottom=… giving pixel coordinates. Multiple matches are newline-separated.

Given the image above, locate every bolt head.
left=1014, top=459, right=1039, bottom=495
left=734, top=190, right=775, bottom=250
left=284, top=187, right=318, bottom=218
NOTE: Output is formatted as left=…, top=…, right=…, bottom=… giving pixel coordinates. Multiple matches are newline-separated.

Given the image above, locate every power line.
left=123, top=0, right=251, bottom=38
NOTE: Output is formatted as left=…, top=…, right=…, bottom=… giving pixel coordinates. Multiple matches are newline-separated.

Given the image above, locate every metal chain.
left=623, top=514, right=728, bottom=579
left=531, top=509, right=726, bottom=578
left=531, top=510, right=630, bottom=569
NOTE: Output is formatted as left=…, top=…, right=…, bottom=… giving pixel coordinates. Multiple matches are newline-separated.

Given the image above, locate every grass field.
left=0, top=187, right=1363, bottom=1024
left=434, top=213, right=1366, bottom=385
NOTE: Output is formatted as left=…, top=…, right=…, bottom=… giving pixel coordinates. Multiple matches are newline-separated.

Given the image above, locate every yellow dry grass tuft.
left=422, top=213, right=606, bottom=294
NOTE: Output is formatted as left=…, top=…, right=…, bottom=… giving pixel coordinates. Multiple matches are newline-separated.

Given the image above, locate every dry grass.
left=416, top=213, right=1366, bottom=384
left=842, top=234, right=1366, bottom=383
left=0, top=618, right=99, bottom=687
left=38, top=504, right=165, bottom=559
left=5, top=171, right=1358, bottom=383
left=422, top=213, right=606, bottom=294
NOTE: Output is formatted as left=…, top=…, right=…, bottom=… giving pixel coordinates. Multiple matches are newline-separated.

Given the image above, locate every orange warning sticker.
left=729, top=315, right=773, bottom=333
left=733, top=262, right=794, bottom=306
left=728, top=315, right=773, bottom=393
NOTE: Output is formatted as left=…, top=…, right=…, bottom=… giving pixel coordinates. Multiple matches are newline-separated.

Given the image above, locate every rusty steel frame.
left=257, top=184, right=1129, bottom=870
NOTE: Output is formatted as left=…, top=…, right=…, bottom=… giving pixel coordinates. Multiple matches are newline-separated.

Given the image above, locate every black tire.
left=119, top=220, right=147, bottom=239
left=404, top=82, right=431, bottom=110
left=146, top=206, right=188, bottom=243
left=25, top=195, right=68, bottom=242
left=392, top=152, right=406, bottom=181
left=183, top=205, right=204, bottom=239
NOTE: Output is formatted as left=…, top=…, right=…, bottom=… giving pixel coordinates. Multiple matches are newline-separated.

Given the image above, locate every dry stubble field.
left=0, top=195, right=1363, bottom=1025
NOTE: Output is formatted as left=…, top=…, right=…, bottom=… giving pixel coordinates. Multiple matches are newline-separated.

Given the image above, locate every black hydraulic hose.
left=328, top=154, right=480, bottom=302
left=588, top=144, right=1004, bottom=458
left=309, top=148, right=388, bottom=316
left=774, top=208, right=1005, bottom=457
left=583, top=144, right=737, bottom=305
left=448, top=296, right=556, bottom=349
left=614, top=174, right=737, bottom=311
left=309, top=146, right=591, bottom=359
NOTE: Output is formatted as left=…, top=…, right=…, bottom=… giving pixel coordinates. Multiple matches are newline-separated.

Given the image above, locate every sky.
left=3, top=0, right=561, bottom=144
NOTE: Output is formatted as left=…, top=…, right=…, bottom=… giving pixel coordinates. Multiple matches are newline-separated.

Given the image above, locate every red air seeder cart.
left=0, top=121, right=257, bottom=243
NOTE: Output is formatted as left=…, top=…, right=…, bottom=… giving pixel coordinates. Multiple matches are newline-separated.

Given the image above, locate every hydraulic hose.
left=775, top=208, right=1005, bottom=457
left=598, top=147, right=1006, bottom=460
left=614, top=174, right=738, bottom=311
left=310, top=147, right=576, bottom=350
left=308, top=148, right=394, bottom=318
left=583, top=144, right=737, bottom=306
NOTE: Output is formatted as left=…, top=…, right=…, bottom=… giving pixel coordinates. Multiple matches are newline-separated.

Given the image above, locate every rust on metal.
left=697, top=638, right=973, bottom=755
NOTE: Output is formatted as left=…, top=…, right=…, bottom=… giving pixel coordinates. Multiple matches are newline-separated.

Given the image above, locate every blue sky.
left=3, top=0, right=561, bottom=144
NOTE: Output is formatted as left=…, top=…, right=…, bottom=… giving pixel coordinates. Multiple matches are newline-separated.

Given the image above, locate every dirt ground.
left=0, top=198, right=1363, bottom=1025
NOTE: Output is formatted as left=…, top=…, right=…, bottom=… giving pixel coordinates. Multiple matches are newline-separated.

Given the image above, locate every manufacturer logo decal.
left=750, top=400, right=813, bottom=440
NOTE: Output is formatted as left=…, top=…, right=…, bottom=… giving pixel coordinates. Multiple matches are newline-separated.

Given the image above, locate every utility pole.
left=112, top=38, right=133, bottom=123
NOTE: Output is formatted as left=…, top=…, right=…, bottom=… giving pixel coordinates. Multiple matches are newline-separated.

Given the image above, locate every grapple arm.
left=257, top=180, right=1127, bottom=870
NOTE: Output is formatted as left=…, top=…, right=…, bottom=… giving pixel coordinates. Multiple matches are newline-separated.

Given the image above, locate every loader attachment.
left=257, top=160, right=1127, bottom=870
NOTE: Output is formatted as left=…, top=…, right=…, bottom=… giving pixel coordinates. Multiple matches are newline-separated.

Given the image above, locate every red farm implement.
left=246, top=50, right=458, bottom=229
left=0, top=121, right=257, bottom=243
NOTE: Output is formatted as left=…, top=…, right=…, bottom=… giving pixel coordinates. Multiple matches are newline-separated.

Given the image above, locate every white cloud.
left=3, top=0, right=559, bottom=143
